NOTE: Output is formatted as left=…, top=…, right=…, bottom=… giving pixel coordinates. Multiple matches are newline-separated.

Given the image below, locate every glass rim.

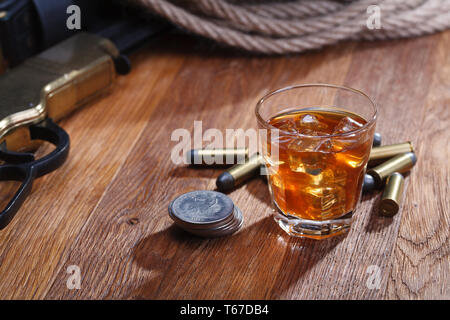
left=255, top=83, right=378, bottom=139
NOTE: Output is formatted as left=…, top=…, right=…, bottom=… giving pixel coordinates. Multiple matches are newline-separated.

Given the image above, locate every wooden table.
left=0, top=30, right=448, bottom=300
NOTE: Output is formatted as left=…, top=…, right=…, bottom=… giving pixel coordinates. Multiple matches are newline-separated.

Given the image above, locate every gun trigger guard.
left=0, top=142, right=35, bottom=164
left=29, top=118, right=70, bottom=178
left=0, top=119, right=70, bottom=230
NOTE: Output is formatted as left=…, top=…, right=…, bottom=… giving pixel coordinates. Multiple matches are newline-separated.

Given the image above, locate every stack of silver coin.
left=168, top=190, right=243, bottom=237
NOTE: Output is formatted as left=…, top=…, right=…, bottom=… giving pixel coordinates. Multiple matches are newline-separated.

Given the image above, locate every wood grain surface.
left=0, top=31, right=448, bottom=300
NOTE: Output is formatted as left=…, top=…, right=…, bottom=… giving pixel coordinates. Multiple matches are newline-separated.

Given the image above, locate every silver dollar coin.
left=169, top=190, right=234, bottom=225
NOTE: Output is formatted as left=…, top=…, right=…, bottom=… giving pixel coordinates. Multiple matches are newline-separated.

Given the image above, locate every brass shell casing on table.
left=367, top=152, right=416, bottom=187
left=369, top=142, right=414, bottom=165
left=229, top=153, right=262, bottom=185
left=216, top=153, right=263, bottom=192
left=380, top=173, right=405, bottom=216
left=188, top=148, right=248, bottom=165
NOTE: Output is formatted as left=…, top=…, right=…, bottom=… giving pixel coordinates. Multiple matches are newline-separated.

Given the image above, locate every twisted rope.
left=132, top=0, right=450, bottom=54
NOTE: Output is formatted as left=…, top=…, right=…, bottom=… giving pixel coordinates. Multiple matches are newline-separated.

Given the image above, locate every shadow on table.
left=130, top=201, right=345, bottom=299
left=167, top=164, right=232, bottom=179
left=360, top=180, right=399, bottom=233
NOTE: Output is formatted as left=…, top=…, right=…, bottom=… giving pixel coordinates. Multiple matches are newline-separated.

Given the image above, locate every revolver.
left=0, top=33, right=123, bottom=229
left=0, top=19, right=169, bottom=229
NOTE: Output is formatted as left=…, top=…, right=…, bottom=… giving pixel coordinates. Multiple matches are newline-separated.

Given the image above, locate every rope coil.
left=133, top=0, right=450, bottom=54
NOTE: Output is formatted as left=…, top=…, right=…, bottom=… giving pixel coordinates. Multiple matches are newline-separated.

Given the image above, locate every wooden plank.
left=387, top=31, right=450, bottom=299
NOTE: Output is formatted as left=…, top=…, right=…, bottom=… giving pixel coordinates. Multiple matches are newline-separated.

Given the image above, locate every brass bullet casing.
left=367, top=152, right=417, bottom=188
left=380, top=173, right=405, bottom=217
left=188, top=148, right=248, bottom=165
left=216, top=153, right=263, bottom=192
left=369, top=142, right=414, bottom=165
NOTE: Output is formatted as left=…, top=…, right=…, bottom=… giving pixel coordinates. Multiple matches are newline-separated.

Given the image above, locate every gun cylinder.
left=188, top=148, right=248, bottom=165
left=367, top=152, right=416, bottom=188
left=369, top=142, right=414, bottom=165
left=216, top=153, right=263, bottom=192
left=380, top=173, right=405, bottom=216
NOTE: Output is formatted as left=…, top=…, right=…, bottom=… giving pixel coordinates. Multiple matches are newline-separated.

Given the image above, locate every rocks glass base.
left=273, top=202, right=353, bottom=240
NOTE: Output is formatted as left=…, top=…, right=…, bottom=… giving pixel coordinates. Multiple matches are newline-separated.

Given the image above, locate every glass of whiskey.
left=256, top=84, right=377, bottom=239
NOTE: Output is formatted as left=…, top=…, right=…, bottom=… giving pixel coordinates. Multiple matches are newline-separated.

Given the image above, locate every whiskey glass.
left=256, top=84, right=377, bottom=239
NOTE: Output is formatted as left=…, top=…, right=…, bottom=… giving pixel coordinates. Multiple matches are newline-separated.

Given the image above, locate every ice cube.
left=308, top=167, right=334, bottom=185
left=288, top=151, right=328, bottom=173
left=277, top=118, right=298, bottom=134
left=307, top=168, right=346, bottom=188
left=300, top=114, right=318, bottom=126
left=297, top=114, right=328, bottom=134
left=304, top=168, right=347, bottom=219
left=270, top=119, right=298, bottom=146
left=331, top=117, right=364, bottom=152
left=333, top=116, right=364, bottom=134
left=314, top=139, right=333, bottom=152
left=288, top=136, right=333, bottom=153
left=287, top=139, right=332, bottom=173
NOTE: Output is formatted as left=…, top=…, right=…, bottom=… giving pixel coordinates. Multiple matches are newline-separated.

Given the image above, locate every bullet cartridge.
left=380, top=172, right=405, bottom=217
left=372, top=132, right=382, bottom=147
left=369, top=142, right=414, bottom=165
left=367, top=152, right=416, bottom=188
left=216, top=153, right=263, bottom=192
left=362, top=174, right=376, bottom=193
left=187, top=148, right=248, bottom=165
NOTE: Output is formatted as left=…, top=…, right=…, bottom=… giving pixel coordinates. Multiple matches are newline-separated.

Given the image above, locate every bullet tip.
left=216, top=172, right=235, bottom=192
left=407, top=152, right=417, bottom=166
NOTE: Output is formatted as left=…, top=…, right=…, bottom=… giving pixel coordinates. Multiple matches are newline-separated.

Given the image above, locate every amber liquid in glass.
left=266, top=108, right=372, bottom=221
